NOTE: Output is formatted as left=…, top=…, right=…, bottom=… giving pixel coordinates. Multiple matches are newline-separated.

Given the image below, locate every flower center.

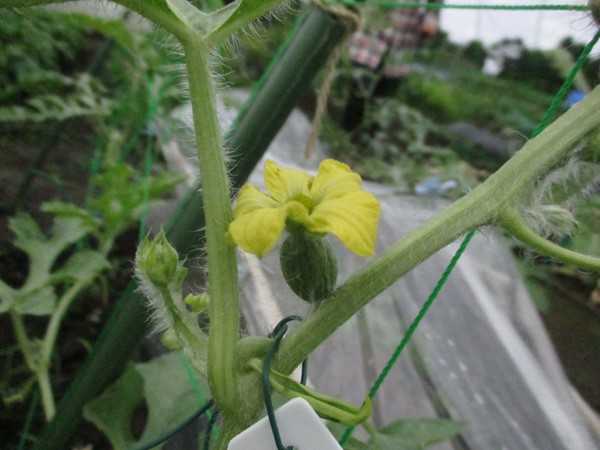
left=291, top=193, right=312, bottom=212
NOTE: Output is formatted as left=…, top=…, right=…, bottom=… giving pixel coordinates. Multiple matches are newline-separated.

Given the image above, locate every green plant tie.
left=203, top=407, right=220, bottom=450
left=134, top=399, right=215, bottom=450
left=339, top=17, right=600, bottom=449
left=263, top=316, right=306, bottom=450
left=264, top=324, right=295, bottom=450
left=332, top=1, right=589, bottom=11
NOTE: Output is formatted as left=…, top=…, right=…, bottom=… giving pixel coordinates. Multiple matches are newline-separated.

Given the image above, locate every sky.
left=439, top=0, right=599, bottom=52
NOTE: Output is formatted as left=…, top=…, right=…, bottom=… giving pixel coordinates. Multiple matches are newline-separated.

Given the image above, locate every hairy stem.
left=274, top=85, right=600, bottom=374
left=181, top=34, right=240, bottom=413
left=161, top=287, right=209, bottom=376
left=503, top=208, right=600, bottom=271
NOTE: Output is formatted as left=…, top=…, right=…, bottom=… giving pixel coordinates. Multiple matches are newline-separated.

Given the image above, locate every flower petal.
left=228, top=207, right=287, bottom=257
left=264, top=160, right=313, bottom=204
left=310, top=159, right=363, bottom=205
left=233, top=183, right=280, bottom=218
left=307, top=191, right=380, bottom=257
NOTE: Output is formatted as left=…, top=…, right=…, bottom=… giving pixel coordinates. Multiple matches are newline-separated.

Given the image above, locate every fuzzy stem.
left=275, top=196, right=489, bottom=374
left=503, top=209, right=600, bottom=271
left=160, top=287, right=209, bottom=376
left=273, top=85, right=600, bottom=374
left=215, top=415, right=246, bottom=450
left=181, top=34, right=240, bottom=414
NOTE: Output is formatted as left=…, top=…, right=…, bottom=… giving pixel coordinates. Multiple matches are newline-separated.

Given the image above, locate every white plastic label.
left=228, top=397, right=343, bottom=450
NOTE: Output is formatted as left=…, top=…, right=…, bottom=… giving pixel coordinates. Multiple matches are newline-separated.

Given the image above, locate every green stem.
left=274, top=84, right=600, bottom=374
left=161, top=288, right=209, bottom=376
left=216, top=415, right=247, bottom=450
left=41, top=282, right=85, bottom=369
left=10, top=312, right=37, bottom=375
left=10, top=311, right=56, bottom=420
left=275, top=196, right=489, bottom=374
left=503, top=209, right=600, bottom=271
left=181, top=34, right=240, bottom=413
left=36, top=368, right=56, bottom=421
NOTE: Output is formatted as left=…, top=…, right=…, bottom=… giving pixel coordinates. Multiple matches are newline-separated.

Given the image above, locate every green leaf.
left=379, top=418, right=465, bottom=448
left=88, top=162, right=185, bottom=244
left=1, top=376, right=36, bottom=406
left=327, top=422, right=372, bottom=450
left=165, top=0, right=212, bottom=33
left=360, top=433, right=420, bottom=450
left=343, top=440, right=371, bottom=450
left=0, top=74, right=113, bottom=123
left=84, top=352, right=209, bottom=449
left=0, top=279, right=16, bottom=313
left=9, top=214, right=45, bottom=253
left=14, top=286, right=57, bottom=316
left=44, top=217, right=89, bottom=254
left=1, top=212, right=95, bottom=316
left=52, top=250, right=110, bottom=284
left=203, top=0, right=285, bottom=44
left=10, top=214, right=89, bottom=290
left=83, top=364, right=144, bottom=450
left=41, top=201, right=101, bottom=234
left=330, top=418, right=465, bottom=450
left=137, top=352, right=209, bottom=444
left=62, top=13, right=137, bottom=52
left=250, top=359, right=371, bottom=426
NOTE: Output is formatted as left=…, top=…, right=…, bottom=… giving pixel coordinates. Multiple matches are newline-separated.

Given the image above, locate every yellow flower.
left=228, top=159, right=380, bottom=258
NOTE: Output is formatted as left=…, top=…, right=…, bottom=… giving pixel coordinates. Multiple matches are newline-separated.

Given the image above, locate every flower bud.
left=161, top=328, right=181, bottom=350
left=280, top=228, right=338, bottom=303
left=184, top=293, right=210, bottom=313
left=136, top=229, right=180, bottom=288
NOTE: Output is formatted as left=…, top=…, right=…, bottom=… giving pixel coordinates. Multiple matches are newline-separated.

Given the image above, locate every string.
left=338, top=230, right=475, bottom=445
left=330, top=1, right=589, bottom=11
left=339, top=22, right=600, bottom=450
left=304, top=2, right=361, bottom=159
left=532, top=29, right=600, bottom=137
left=178, top=350, right=211, bottom=412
